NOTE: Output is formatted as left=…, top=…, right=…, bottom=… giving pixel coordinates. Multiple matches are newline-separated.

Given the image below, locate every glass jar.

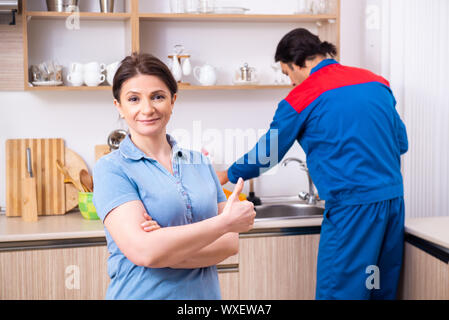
left=184, top=0, right=199, bottom=13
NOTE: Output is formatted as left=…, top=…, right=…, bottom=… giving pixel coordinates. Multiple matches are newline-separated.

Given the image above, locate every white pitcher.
left=106, top=61, right=120, bottom=86
left=193, top=64, right=217, bottom=86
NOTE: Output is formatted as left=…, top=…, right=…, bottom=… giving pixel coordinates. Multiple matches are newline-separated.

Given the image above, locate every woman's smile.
left=137, top=118, right=161, bottom=125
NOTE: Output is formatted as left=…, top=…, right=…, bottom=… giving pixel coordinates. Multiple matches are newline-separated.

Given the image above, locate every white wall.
left=0, top=0, right=365, bottom=211
left=381, top=0, right=449, bottom=218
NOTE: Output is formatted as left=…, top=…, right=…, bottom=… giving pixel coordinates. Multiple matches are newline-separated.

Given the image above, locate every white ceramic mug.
left=193, top=64, right=217, bottom=86
left=67, top=72, right=84, bottom=86
left=84, top=62, right=106, bottom=74
left=106, top=61, right=120, bottom=86
left=84, top=72, right=105, bottom=87
left=70, top=62, right=84, bottom=74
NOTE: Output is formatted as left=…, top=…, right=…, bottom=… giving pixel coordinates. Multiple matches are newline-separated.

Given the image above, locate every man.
left=217, top=28, right=408, bottom=300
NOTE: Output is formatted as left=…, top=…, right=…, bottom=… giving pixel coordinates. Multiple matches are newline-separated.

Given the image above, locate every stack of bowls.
left=46, top=0, right=79, bottom=12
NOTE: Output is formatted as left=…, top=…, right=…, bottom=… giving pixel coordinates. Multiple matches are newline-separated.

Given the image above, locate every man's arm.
left=397, top=116, right=408, bottom=155
left=224, top=99, right=307, bottom=184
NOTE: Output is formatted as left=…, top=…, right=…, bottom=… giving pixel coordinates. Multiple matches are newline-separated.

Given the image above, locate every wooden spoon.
left=80, top=169, right=93, bottom=193
left=55, top=160, right=85, bottom=193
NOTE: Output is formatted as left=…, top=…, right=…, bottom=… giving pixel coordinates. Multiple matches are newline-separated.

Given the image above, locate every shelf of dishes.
left=168, top=0, right=337, bottom=15
left=26, top=0, right=338, bottom=21
left=28, top=46, right=292, bottom=90
left=28, top=60, right=119, bottom=88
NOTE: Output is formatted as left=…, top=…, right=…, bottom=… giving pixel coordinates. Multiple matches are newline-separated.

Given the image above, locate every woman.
left=93, top=53, right=256, bottom=300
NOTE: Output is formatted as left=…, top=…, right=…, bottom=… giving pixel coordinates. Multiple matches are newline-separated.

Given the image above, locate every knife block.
left=6, top=138, right=66, bottom=217
left=22, top=176, right=38, bottom=222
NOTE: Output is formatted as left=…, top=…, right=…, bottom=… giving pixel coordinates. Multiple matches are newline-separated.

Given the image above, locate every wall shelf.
left=21, top=0, right=340, bottom=91
left=138, top=13, right=338, bottom=23
left=25, top=11, right=132, bottom=21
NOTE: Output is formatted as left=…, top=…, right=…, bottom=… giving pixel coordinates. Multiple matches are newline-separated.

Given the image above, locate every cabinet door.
left=0, top=14, right=24, bottom=90
left=218, top=268, right=239, bottom=300
left=239, top=234, right=320, bottom=300
left=398, top=243, right=449, bottom=300
left=0, top=246, right=109, bottom=300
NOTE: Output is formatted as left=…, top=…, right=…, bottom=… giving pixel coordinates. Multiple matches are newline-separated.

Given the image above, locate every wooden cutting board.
left=6, top=139, right=90, bottom=215
left=6, top=138, right=66, bottom=216
left=95, top=145, right=111, bottom=162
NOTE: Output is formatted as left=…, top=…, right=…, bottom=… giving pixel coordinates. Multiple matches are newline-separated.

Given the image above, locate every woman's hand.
left=220, top=178, right=256, bottom=233
left=140, top=211, right=161, bottom=232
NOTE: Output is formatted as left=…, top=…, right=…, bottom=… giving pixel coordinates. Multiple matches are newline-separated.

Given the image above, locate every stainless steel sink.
left=254, top=200, right=324, bottom=221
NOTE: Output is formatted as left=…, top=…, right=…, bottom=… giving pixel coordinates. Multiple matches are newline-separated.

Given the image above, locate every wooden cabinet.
left=239, top=234, right=320, bottom=300
left=218, top=268, right=239, bottom=300
left=0, top=244, right=239, bottom=300
left=0, top=232, right=323, bottom=300
left=0, top=14, right=24, bottom=90
left=18, top=0, right=340, bottom=91
left=4, top=233, right=449, bottom=300
left=398, top=242, right=449, bottom=300
left=0, top=245, right=110, bottom=299
left=217, top=253, right=239, bottom=300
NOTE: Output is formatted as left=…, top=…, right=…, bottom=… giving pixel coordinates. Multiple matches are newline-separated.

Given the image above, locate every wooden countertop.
left=1, top=212, right=448, bottom=250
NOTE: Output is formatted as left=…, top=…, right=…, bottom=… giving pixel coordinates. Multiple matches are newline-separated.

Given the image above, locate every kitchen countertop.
left=0, top=210, right=324, bottom=243
left=404, top=217, right=449, bottom=250
left=1, top=212, right=448, bottom=251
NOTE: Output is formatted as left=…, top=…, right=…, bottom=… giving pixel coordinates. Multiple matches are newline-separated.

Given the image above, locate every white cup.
left=67, top=72, right=84, bottom=86
left=106, top=61, right=120, bottom=86
left=84, top=72, right=105, bottom=87
left=84, top=62, right=106, bottom=74
left=70, top=62, right=84, bottom=74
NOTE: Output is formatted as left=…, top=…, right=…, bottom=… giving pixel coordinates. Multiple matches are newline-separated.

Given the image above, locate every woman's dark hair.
left=275, top=28, right=337, bottom=68
left=113, top=52, right=178, bottom=102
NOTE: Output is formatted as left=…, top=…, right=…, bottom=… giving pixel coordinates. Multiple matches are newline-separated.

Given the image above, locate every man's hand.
left=140, top=211, right=161, bottom=232
left=216, top=170, right=229, bottom=185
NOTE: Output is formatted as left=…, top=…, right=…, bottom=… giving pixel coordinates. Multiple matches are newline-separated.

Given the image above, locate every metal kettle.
left=235, top=63, right=258, bottom=84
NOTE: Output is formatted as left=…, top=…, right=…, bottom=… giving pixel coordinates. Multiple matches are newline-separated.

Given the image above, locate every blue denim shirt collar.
left=310, top=58, right=339, bottom=75
left=119, top=133, right=189, bottom=162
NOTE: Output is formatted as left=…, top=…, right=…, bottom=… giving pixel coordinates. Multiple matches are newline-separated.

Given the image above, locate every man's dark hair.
left=113, top=52, right=178, bottom=102
left=275, top=28, right=337, bottom=68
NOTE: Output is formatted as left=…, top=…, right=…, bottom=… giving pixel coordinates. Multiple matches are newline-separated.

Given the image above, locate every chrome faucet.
left=281, top=157, right=317, bottom=205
